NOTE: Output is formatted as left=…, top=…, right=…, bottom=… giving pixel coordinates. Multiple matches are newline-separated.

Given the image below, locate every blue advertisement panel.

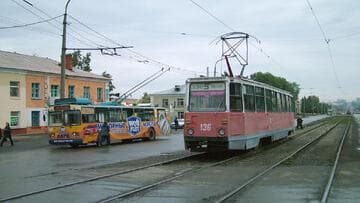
left=127, top=116, right=141, bottom=136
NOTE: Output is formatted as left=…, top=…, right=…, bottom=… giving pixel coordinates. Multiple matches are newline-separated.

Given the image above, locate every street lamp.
left=60, top=0, right=71, bottom=99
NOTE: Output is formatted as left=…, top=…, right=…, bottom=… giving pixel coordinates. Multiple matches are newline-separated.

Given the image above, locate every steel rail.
left=320, top=120, right=351, bottom=203
left=98, top=156, right=239, bottom=203
left=215, top=119, right=343, bottom=203
left=0, top=152, right=205, bottom=202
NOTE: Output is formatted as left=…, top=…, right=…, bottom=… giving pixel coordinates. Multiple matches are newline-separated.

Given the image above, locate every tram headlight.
left=218, top=128, right=226, bottom=136
left=72, top=132, right=79, bottom=137
left=187, top=128, right=194, bottom=136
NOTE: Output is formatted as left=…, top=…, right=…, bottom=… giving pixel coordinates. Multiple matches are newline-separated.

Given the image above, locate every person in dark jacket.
left=174, top=117, right=179, bottom=131
left=0, top=122, right=14, bottom=147
left=99, top=122, right=110, bottom=146
left=296, top=116, right=303, bottom=129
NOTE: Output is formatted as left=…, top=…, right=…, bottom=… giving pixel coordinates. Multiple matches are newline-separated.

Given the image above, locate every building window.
left=68, top=85, right=75, bottom=98
left=10, top=111, right=20, bottom=127
left=10, top=81, right=20, bottom=97
left=83, top=87, right=90, bottom=99
left=178, top=112, right=184, bottom=119
left=51, top=85, right=59, bottom=97
left=31, top=83, right=41, bottom=99
left=177, top=98, right=184, bottom=107
left=97, top=87, right=103, bottom=101
left=31, top=111, right=40, bottom=127
left=162, top=99, right=169, bottom=108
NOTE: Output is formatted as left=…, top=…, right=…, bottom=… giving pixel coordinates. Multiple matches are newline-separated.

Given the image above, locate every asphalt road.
left=0, top=115, right=330, bottom=202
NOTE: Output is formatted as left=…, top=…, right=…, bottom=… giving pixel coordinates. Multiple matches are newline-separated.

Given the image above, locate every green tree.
left=70, top=50, right=92, bottom=72
left=250, top=72, right=300, bottom=100
left=102, top=71, right=115, bottom=92
left=139, top=92, right=150, bottom=103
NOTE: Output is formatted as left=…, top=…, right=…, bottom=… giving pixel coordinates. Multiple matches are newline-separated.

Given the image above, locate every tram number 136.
left=200, top=123, right=212, bottom=132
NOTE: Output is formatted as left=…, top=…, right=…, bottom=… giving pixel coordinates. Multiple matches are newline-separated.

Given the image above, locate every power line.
left=189, top=0, right=235, bottom=32
left=68, top=15, right=202, bottom=75
left=0, top=14, right=62, bottom=30
left=188, top=0, right=302, bottom=82
left=11, top=0, right=98, bottom=48
left=305, top=0, right=345, bottom=96
left=0, top=15, right=60, bottom=37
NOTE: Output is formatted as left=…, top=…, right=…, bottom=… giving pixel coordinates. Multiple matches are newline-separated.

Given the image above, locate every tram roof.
left=187, top=76, right=293, bottom=96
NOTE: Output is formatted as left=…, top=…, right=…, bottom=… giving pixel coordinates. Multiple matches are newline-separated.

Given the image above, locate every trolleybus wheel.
left=148, top=128, right=156, bottom=141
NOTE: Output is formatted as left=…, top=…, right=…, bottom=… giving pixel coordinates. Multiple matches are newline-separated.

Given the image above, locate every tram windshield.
left=189, top=82, right=226, bottom=112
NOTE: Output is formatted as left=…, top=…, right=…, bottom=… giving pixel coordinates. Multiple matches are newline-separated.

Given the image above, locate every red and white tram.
left=184, top=76, right=295, bottom=151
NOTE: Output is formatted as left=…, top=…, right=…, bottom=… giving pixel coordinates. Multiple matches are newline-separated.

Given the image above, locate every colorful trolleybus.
left=184, top=76, right=295, bottom=151
left=48, top=98, right=170, bottom=147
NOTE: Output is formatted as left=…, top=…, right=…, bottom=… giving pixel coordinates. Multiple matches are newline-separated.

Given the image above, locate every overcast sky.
left=1, top=0, right=359, bottom=102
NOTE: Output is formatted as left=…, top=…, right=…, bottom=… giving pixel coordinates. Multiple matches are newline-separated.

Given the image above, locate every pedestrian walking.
left=99, top=122, right=110, bottom=146
left=0, top=122, right=14, bottom=147
left=174, top=117, right=179, bottom=131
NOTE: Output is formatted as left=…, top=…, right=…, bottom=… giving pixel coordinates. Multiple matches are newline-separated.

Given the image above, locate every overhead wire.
left=305, top=0, right=345, bottom=96
left=188, top=0, right=303, bottom=83
left=11, top=0, right=97, bottom=48
left=0, top=15, right=60, bottom=37
left=68, top=15, right=202, bottom=75
left=0, top=14, right=63, bottom=30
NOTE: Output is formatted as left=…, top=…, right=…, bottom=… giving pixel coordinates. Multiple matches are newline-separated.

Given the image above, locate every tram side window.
left=265, top=89, right=272, bottom=112
left=243, top=85, right=255, bottom=112
left=282, top=94, right=287, bottom=112
left=109, top=109, right=121, bottom=122
left=277, top=93, right=282, bottom=112
left=272, top=91, right=278, bottom=112
left=230, top=83, right=243, bottom=112
left=288, top=96, right=293, bottom=112
left=255, top=87, right=265, bottom=112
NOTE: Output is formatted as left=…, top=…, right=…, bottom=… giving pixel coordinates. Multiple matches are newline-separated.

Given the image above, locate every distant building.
left=0, top=50, right=109, bottom=135
left=149, top=85, right=185, bottom=119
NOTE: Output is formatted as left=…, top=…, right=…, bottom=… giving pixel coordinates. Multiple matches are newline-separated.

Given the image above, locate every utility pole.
left=60, top=0, right=71, bottom=99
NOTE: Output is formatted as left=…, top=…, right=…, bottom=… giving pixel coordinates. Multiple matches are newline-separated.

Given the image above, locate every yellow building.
left=0, top=50, right=109, bottom=135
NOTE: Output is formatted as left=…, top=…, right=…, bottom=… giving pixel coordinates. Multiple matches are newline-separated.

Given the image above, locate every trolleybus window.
left=49, top=111, right=62, bottom=126
left=109, top=109, right=121, bottom=122
left=244, top=85, right=255, bottom=112
left=230, top=83, right=243, bottom=112
left=255, top=87, right=265, bottom=112
left=64, top=110, right=81, bottom=126
left=189, top=82, right=225, bottom=112
left=135, top=108, right=154, bottom=121
left=82, top=114, right=96, bottom=123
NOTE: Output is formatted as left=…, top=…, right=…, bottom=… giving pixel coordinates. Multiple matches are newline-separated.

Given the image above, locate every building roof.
left=0, top=50, right=108, bottom=80
left=150, top=84, right=186, bottom=96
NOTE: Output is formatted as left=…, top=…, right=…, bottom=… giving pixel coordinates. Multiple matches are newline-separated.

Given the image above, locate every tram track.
left=215, top=117, right=351, bottom=203
left=0, top=117, right=338, bottom=203
left=95, top=118, right=340, bottom=203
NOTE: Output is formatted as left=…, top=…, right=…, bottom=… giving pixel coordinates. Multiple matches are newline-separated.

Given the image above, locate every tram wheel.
left=148, top=128, right=156, bottom=141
